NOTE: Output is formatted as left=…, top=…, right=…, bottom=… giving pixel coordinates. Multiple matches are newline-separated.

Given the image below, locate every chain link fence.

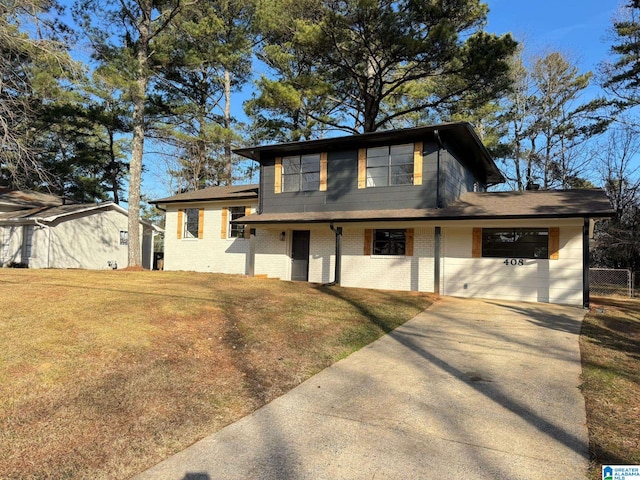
left=590, top=268, right=632, bottom=297
left=634, top=272, right=640, bottom=298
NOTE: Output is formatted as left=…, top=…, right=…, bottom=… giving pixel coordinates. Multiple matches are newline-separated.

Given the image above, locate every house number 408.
left=504, top=258, right=525, bottom=266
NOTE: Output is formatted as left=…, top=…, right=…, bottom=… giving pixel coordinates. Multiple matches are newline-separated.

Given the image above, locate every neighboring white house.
left=0, top=189, right=162, bottom=269
left=152, top=123, right=614, bottom=307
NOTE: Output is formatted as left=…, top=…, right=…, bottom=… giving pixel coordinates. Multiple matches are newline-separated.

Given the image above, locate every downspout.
left=33, top=218, right=51, bottom=268
left=434, top=129, right=444, bottom=209
left=583, top=217, right=590, bottom=309
left=433, top=132, right=444, bottom=295
left=325, top=222, right=342, bottom=286
left=434, top=226, right=441, bottom=295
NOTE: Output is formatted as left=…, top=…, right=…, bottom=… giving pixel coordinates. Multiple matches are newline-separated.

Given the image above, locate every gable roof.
left=0, top=188, right=64, bottom=210
left=232, top=189, right=614, bottom=224
left=233, top=122, right=505, bottom=185
left=151, top=184, right=259, bottom=205
left=0, top=201, right=163, bottom=231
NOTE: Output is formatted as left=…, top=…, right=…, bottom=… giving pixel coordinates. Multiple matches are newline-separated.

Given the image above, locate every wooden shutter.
left=198, top=209, right=204, bottom=239
left=244, top=206, right=251, bottom=239
left=177, top=209, right=183, bottom=239
left=358, top=148, right=367, bottom=189
left=472, top=227, right=482, bottom=258
left=549, top=227, right=560, bottom=260
left=274, top=157, right=282, bottom=194
left=221, top=207, right=228, bottom=239
left=405, top=228, right=414, bottom=256
left=364, top=229, right=372, bottom=255
left=319, top=152, right=328, bottom=191
left=413, top=142, right=423, bottom=186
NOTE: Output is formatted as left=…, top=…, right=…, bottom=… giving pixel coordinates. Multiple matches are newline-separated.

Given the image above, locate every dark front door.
left=291, top=230, right=310, bottom=281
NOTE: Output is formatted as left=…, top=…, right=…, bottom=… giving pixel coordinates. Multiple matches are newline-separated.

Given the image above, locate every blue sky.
left=485, top=0, right=617, bottom=74
left=139, top=0, right=624, bottom=198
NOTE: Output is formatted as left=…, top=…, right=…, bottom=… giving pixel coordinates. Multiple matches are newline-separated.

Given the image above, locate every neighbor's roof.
left=232, top=189, right=614, bottom=225
left=233, top=122, right=505, bottom=185
left=151, top=184, right=259, bottom=205
left=0, top=188, right=63, bottom=209
left=0, top=202, right=163, bottom=231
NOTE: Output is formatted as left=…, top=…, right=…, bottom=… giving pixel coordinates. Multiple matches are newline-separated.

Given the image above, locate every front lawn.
left=0, top=269, right=434, bottom=479
left=581, top=296, right=640, bottom=479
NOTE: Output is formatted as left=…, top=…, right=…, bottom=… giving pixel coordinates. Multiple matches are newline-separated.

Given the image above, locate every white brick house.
left=153, top=122, right=614, bottom=307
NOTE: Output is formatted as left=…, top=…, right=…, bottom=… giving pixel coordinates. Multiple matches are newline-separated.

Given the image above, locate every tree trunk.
left=224, top=68, right=232, bottom=184
left=127, top=1, right=151, bottom=268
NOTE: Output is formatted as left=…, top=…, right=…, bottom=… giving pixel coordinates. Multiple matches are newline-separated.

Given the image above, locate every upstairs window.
left=183, top=208, right=200, bottom=238
left=482, top=228, right=549, bottom=259
left=366, top=144, right=414, bottom=187
left=229, top=206, right=246, bottom=238
left=119, top=231, right=128, bottom=246
left=282, top=154, right=320, bottom=192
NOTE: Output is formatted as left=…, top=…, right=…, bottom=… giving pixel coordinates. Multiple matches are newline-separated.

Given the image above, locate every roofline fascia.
left=232, top=212, right=615, bottom=225
left=150, top=195, right=259, bottom=206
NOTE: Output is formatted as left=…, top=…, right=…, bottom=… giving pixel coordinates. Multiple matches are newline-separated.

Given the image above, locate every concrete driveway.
left=133, top=296, right=589, bottom=480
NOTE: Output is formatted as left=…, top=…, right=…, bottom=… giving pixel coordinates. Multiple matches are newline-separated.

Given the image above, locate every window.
left=229, top=206, right=246, bottom=238
left=373, top=229, right=406, bottom=256
left=119, top=231, right=128, bottom=246
left=282, top=154, right=320, bottom=192
left=183, top=208, right=199, bottom=238
left=366, top=144, right=414, bottom=187
left=482, top=228, right=549, bottom=259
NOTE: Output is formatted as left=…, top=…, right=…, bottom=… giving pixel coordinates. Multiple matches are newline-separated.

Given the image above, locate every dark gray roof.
left=232, top=189, right=614, bottom=224
left=151, top=184, right=259, bottom=205
left=233, top=122, right=505, bottom=185
left=0, top=188, right=63, bottom=208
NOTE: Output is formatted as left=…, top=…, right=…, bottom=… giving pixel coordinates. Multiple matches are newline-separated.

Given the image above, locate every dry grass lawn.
left=581, top=296, right=640, bottom=479
left=0, top=269, right=434, bottom=479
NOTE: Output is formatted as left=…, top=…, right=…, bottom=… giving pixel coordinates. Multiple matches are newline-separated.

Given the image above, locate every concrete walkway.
left=133, top=297, right=589, bottom=480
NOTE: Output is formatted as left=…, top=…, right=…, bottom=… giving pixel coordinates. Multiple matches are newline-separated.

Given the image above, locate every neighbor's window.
left=373, top=229, right=406, bottom=256
left=282, top=154, right=320, bottom=192
left=119, top=231, right=128, bottom=246
left=183, top=208, right=199, bottom=238
left=482, top=228, right=549, bottom=259
left=366, top=144, right=414, bottom=187
left=229, top=206, right=246, bottom=238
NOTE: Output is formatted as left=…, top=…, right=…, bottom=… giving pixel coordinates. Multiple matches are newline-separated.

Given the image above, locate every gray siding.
left=441, top=150, right=477, bottom=206
left=260, top=138, right=480, bottom=215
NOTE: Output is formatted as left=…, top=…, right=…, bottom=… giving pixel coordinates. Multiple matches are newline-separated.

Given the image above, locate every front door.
left=291, top=230, right=310, bottom=281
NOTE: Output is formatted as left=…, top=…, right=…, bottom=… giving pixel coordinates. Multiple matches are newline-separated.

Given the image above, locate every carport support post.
left=330, top=223, right=342, bottom=285
left=583, top=218, right=590, bottom=309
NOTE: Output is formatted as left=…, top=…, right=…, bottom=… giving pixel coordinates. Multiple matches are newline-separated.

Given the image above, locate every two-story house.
left=152, top=122, right=614, bottom=307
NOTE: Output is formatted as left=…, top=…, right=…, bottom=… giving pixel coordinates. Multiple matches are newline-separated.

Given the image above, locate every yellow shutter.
left=244, top=206, right=251, bottom=239
left=198, top=209, right=204, bottom=239
left=319, top=152, right=328, bottom=191
left=364, top=229, right=372, bottom=255
left=274, top=157, right=282, bottom=194
left=358, top=148, right=367, bottom=189
left=405, top=228, right=414, bottom=256
left=413, top=142, right=423, bottom=185
left=221, top=207, right=228, bottom=239
left=549, top=227, right=560, bottom=260
left=177, top=209, right=183, bottom=239
left=472, top=228, right=482, bottom=258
